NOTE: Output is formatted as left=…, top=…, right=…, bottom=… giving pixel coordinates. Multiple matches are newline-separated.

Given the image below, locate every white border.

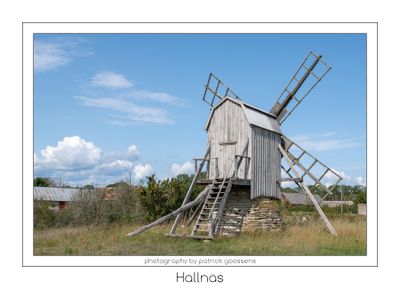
left=23, top=22, right=377, bottom=266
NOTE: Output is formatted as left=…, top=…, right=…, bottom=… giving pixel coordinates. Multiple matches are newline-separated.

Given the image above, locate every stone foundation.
left=218, top=188, right=282, bottom=236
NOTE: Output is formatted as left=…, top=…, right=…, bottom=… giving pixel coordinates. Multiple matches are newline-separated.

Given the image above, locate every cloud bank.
left=34, top=136, right=152, bottom=186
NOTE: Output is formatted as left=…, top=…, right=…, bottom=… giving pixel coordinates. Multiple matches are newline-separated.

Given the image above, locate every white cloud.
left=291, top=133, right=361, bottom=152
left=34, top=41, right=70, bottom=71
left=171, top=161, right=194, bottom=176
left=134, top=164, right=153, bottom=181
left=91, top=71, right=133, bottom=88
left=34, top=136, right=152, bottom=186
left=280, top=181, right=296, bottom=188
left=75, top=96, right=174, bottom=124
left=323, top=169, right=350, bottom=186
left=96, top=160, right=133, bottom=176
left=36, top=136, right=102, bottom=171
left=123, top=89, right=183, bottom=105
left=75, top=72, right=182, bottom=125
left=355, top=176, right=366, bottom=186
left=127, top=145, right=140, bottom=159
left=34, top=38, right=91, bottom=72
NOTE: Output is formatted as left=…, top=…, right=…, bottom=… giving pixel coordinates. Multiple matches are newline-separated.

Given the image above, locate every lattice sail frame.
left=270, top=51, right=332, bottom=125
left=202, top=73, right=241, bottom=108
left=280, top=135, right=342, bottom=200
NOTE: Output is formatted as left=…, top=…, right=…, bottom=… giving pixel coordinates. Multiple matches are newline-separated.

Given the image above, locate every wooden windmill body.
left=204, top=97, right=282, bottom=199
left=128, top=51, right=343, bottom=239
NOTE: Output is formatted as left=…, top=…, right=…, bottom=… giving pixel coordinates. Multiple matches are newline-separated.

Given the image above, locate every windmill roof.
left=282, top=192, right=322, bottom=205
left=205, top=97, right=282, bottom=134
left=34, top=187, right=80, bottom=202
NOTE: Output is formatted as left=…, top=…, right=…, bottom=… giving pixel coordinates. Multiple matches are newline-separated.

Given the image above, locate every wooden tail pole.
left=168, top=144, right=211, bottom=235
left=279, top=145, right=337, bottom=236
left=127, top=186, right=210, bottom=237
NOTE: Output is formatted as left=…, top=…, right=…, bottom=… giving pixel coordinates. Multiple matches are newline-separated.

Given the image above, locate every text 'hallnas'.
left=176, top=272, right=223, bottom=283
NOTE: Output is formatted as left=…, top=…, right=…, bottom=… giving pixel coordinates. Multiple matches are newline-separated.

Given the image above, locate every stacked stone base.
left=218, top=188, right=282, bottom=237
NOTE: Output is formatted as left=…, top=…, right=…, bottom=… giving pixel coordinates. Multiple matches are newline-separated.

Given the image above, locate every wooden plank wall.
left=250, top=126, right=281, bottom=199
left=207, top=100, right=251, bottom=179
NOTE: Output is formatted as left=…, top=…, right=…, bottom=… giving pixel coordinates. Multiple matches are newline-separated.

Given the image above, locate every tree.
left=34, top=177, right=55, bottom=187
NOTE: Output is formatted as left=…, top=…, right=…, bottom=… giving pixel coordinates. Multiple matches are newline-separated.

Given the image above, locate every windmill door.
left=218, top=141, right=237, bottom=178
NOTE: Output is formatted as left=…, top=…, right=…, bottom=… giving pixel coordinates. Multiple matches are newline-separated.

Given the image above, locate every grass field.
left=34, top=215, right=366, bottom=256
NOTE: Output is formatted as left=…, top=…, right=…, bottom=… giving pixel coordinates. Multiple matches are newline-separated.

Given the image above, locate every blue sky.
left=33, top=33, right=366, bottom=187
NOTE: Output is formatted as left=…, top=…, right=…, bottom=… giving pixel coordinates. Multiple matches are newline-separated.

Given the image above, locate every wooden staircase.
left=190, top=178, right=232, bottom=239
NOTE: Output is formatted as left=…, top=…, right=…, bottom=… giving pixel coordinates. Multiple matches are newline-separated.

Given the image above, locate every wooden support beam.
left=278, top=177, right=303, bottom=183
left=234, top=157, right=238, bottom=179
left=194, top=159, right=198, bottom=175
left=279, top=145, right=337, bottom=236
left=127, top=186, right=210, bottom=237
left=185, top=201, right=202, bottom=227
left=235, top=141, right=249, bottom=173
left=168, top=144, right=211, bottom=235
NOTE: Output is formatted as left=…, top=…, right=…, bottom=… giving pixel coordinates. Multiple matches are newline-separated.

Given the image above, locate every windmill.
left=127, top=51, right=342, bottom=239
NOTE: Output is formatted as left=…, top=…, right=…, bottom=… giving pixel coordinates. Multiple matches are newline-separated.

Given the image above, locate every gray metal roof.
left=242, top=104, right=282, bottom=133
left=34, top=187, right=80, bottom=202
left=205, top=97, right=282, bottom=134
left=282, top=192, right=322, bottom=205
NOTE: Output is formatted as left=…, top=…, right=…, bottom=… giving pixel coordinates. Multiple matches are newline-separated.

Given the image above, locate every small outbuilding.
left=34, top=187, right=80, bottom=210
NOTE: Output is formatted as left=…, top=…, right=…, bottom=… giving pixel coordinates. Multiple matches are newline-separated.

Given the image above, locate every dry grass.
left=34, top=215, right=366, bottom=256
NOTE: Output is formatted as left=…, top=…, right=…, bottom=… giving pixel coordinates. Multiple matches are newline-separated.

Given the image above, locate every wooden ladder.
left=190, top=178, right=232, bottom=239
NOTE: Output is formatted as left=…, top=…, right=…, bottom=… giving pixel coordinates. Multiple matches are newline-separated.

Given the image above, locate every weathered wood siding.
left=250, top=125, right=281, bottom=199
left=207, top=100, right=251, bottom=179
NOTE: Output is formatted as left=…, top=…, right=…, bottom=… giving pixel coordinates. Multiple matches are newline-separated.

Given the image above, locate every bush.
left=354, top=191, right=366, bottom=205
left=104, top=183, right=145, bottom=224
left=69, top=189, right=107, bottom=226
left=33, top=174, right=207, bottom=228
left=55, top=208, right=74, bottom=227
left=34, top=201, right=57, bottom=228
left=138, top=174, right=204, bottom=221
left=34, top=201, right=75, bottom=228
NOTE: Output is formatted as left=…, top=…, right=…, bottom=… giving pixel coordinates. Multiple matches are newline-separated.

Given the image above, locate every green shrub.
left=354, top=191, right=366, bottom=205
left=139, top=174, right=205, bottom=221
left=34, top=201, right=57, bottom=228
left=55, top=208, right=74, bottom=227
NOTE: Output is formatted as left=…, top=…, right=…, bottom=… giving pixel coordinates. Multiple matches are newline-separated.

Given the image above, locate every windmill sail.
left=279, top=143, right=337, bottom=236
left=270, top=51, right=331, bottom=124
left=202, top=73, right=241, bottom=108
left=280, top=135, right=342, bottom=200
